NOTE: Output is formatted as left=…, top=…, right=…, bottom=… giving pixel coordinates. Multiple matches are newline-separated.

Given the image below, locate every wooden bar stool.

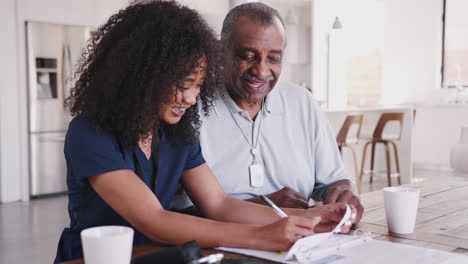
left=359, top=112, right=404, bottom=187
left=336, top=114, right=364, bottom=193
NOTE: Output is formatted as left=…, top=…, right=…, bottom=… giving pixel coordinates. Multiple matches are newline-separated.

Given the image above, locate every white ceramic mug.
left=81, top=226, right=134, bottom=264
left=383, top=187, right=420, bottom=234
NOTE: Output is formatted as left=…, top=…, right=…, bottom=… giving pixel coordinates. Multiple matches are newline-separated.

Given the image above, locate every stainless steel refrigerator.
left=26, top=22, right=92, bottom=197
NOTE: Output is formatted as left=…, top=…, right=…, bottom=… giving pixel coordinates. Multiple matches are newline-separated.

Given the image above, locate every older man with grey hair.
left=174, top=2, right=363, bottom=221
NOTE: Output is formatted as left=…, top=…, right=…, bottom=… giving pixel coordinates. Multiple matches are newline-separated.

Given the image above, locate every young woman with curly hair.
left=54, top=0, right=356, bottom=262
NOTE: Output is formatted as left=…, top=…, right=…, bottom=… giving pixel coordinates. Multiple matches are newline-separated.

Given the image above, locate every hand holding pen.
left=260, top=194, right=357, bottom=234
left=254, top=194, right=321, bottom=250
left=259, top=195, right=289, bottom=218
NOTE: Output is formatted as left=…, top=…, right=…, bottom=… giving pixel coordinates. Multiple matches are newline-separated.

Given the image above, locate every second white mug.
left=383, top=187, right=420, bottom=234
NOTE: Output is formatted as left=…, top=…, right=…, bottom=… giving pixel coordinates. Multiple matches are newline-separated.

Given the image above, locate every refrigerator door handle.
left=62, top=44, right=73, bottom=109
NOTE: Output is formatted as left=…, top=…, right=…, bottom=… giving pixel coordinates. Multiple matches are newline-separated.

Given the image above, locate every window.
left=333, top=0, right=384, bottom=107
left=442, top=0, right=468, bottom=88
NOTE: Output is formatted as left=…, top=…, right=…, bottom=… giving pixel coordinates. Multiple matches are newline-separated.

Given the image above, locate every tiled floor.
left=0, top=194, right=68, bottom=264
left=0, top=169, right=464, bottom=263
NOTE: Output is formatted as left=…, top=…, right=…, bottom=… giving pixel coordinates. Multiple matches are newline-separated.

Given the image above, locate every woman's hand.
left=252, top=216, right=321, bottom=251
left=305, top=203, right=357, bottom=233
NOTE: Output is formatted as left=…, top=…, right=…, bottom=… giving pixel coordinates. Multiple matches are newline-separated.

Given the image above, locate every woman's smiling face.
left=159, top=59, right=206, bottom=124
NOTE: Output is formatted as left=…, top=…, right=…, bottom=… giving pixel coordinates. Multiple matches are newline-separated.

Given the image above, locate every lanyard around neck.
left=223, top=96, right=265, bottom=163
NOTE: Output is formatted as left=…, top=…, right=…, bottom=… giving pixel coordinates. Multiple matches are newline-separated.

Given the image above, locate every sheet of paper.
left=217, top=204, right=468, bottom=263
left=286, top=204, right=352, bottom=262
left=216, top=247, right=292, bottom=263
left=218, top=238, right=468, bottom=264
left=331, top=204, right=352, bottom=233
left=317, top=239, right=468, bottom=264
left=286, top=234, right=367, bottom=263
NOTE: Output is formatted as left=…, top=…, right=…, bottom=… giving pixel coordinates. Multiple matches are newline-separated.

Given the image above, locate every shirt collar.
left=263, top=84, right=284, bottom=115
left=222, top=92, right=244, bottom=114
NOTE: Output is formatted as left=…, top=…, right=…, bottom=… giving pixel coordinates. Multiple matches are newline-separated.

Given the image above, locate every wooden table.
left=63, top=175, right=468, bottom=263
left=62, top=243, right=278, bottom=264
left=357, top=175, right=468, bottom=255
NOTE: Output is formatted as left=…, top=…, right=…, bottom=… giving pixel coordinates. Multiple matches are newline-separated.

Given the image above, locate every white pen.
left=259, top=195, right=288, bottom=218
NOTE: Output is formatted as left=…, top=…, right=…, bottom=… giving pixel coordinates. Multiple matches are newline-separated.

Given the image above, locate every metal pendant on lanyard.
left=223, top=96, right=265, bottom=187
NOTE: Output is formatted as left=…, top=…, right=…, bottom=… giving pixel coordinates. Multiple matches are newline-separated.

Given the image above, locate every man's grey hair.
left=221, top=2, right=285, bottom=44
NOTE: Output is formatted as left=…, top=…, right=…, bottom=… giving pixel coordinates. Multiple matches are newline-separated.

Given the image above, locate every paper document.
left=217, top=205, right=468, bottom=263
left=285, top=204, right=353, bottom=262
left=218, top=237, right=468, bottom=264
left=218, top=234, right=365, bottom=264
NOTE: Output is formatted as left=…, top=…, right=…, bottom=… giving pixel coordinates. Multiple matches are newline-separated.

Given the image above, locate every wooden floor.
left=0, top=169, right=466, bottom=263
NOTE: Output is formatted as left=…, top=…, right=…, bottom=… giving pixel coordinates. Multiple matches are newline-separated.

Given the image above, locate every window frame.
left=441, top=0, right=468, bottom=89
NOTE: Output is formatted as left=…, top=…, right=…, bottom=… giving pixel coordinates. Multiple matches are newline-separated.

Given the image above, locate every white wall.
left=413, top=105, right=468, bottom=170
left=0, top=0, right=22, bottom=202
left=179, top=0, right=230, bottom=37
left=381, top=0, right=444, bottom=105
left=95, top=0, right=132, bottom=26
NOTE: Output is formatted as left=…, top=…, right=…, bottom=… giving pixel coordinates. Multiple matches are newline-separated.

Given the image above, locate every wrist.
left=218, top=224, right=262, bottom=249
left=334, top=179, right=352, bottom=190
left=248, top=225, right=268, bottom=250
left=285, top=207, right=317, bottom=219
left=322, top=180, right=353, bottom=200
left=304, top=207, right=322, bottom=219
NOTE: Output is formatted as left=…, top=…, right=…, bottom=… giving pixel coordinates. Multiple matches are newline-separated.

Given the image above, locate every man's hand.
left=304, top=203, right=357, bottom=233
left=323, top=180, right=363, bottom=223
left=247, top=187, right=309, bottom=208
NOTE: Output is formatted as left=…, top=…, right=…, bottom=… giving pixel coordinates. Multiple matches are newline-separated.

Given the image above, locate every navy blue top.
left=54, top=115, right=205, bottom=263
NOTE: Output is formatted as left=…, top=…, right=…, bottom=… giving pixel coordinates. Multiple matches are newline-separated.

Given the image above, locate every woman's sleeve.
left=66, top=117, right=132, bottom=180
left=183, top=141, right=206, bottom=171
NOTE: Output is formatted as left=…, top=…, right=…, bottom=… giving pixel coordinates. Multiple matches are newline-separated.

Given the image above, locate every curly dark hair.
left=67, top=0, right=223, bottom=148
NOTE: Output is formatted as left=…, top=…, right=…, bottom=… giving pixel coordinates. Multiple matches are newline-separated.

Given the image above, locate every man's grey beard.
left=241, top=72, right=275, bottom=82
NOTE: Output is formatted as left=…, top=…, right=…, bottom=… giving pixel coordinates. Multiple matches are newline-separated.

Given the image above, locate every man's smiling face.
left=225, top=15, right=286, bottom=104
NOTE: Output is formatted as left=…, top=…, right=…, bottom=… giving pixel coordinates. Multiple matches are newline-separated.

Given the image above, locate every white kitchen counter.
left=323, top=105, right=414, bottom=113
left=413, top=102, right=468, bottom=109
